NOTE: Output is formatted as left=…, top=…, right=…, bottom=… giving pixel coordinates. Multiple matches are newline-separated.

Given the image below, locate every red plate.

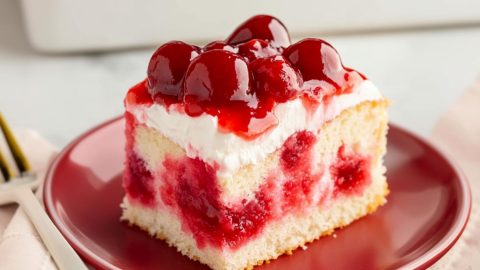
left=44, top=117, right=471, bottom=270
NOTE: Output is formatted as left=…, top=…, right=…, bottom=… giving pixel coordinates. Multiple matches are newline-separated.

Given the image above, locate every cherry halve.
left=183, top=49, right=256, bottom=116
left=250, top=55, right=303, bottom=103
left=226, top=15, right=291, bottom=48
left=147, top=41, right=200, bottom=101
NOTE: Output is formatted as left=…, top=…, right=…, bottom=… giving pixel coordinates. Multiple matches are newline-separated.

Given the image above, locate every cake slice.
left=121, top=15, right=389, bottom=270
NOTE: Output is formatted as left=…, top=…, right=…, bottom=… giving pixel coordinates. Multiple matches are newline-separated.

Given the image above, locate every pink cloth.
left=0, top=130, right=57, bottom=270
left=429, top=79, right=480, bottom=270
left=0, top=80, right=479, bottom=269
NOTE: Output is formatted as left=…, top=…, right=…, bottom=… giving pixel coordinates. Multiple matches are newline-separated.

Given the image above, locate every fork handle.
left=14, top=186, right=89, bottom=270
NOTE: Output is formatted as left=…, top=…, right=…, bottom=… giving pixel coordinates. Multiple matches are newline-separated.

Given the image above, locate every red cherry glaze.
left=330, top=145, right=371, bottom=196
left=215, top=102, right=278, bottom=139
left=250, top=55, right=302, bottom=103
left=226, top=15, right=291, bottom=48
left=237, top=39, right=278, bottom=62
left=183, top=50, right=277, bottom=138
left=147, top=41, right=200, bottom=101
left=125, top=79, right=153, bottom=106
left=203, top=41, right=238, bottom=53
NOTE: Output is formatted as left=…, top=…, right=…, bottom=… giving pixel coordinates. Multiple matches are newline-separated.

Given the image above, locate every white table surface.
left=1, top=0, right=480, bottom=148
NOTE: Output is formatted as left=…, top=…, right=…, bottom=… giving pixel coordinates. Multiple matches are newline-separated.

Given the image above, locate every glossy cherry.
left=183, top=49, right=256, bottom=116
left=139, top=18, right=367, bottom=138
left=237, top=39, right=278, bottom=62
left=283, top=38, right=365, bottom=94
left=250, top=55, right=302, bottom=102
left=226, top=15, right=291, bottom=48
left=147, top=41, right=200, bottom=101
left=282, top=38, right=342, bottom=83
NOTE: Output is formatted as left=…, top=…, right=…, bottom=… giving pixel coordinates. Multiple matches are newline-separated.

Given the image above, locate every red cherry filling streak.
left=124, top=125, right=372, bottom=249
left=160, top=157, right=273, bottom=249
left=123, top=112, right=155, bottom=206
left=330, top=145, right=372, bottom=196
left=127, top=14, right=366, bottom=138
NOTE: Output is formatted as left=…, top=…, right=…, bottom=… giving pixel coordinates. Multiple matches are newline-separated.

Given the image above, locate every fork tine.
left=0, top=112, right=31, bottom=175
left=0, top=149, right=14, bottom=181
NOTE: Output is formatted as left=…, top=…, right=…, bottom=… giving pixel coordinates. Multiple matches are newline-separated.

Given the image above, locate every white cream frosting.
left=127, top=80, right=382, bottom=177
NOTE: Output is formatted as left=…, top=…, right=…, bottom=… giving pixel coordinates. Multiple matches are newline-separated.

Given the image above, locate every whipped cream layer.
left=127, top=80, right=383, bottom=177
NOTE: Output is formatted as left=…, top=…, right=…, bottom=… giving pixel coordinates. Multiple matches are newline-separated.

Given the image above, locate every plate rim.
left=386, top=123, right=471, bottom=269
left=43, top=116, right=472, bottom=270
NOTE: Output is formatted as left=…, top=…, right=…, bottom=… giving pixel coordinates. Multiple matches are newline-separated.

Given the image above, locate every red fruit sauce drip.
left=330, top=146, right=371, bottom=196
left=125, top=15, right=366, bottom=139
left=125, top=79, right=153, bottom=106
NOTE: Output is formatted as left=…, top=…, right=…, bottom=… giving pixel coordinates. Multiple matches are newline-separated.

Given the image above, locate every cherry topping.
left=203, top=41, right=238, bottom=53
left=131, top=16, right=367, bottom=139
left=250, top=55, right=302, bottom=102
left=183, top=49, right=256, bottom=116
left=237, top=39, right=278, bottom=62
left=226, top=15, right=291, bottom=48
left=182, top=49, right=278, bottom=138
left=125, top=79, right=152, bottom=106
left=283, top=38, right=364, bottom=96
left=147, top=41, right=200, bottom=101
left=282, top=38, right=341, bottom=82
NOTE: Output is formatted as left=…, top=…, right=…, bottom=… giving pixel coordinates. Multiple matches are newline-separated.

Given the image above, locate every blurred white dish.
left=20, top=0, right=480, bottom=52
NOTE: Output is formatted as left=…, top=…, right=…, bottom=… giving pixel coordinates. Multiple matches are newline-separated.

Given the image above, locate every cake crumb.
left=332, top=233, right=337, bottom=239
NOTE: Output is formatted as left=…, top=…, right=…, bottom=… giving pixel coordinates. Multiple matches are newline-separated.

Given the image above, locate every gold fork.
left=0, top=112, right=88, bottom=270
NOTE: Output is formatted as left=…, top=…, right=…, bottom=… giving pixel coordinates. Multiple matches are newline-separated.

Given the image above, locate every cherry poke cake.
left=121, top=15, right=389, bottom=270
